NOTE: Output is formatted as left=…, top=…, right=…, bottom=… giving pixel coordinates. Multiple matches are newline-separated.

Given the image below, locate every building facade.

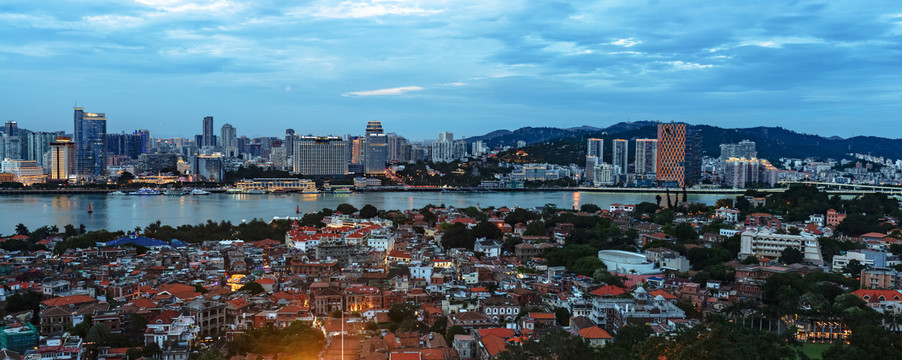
left=73, top=107, right=107, bottom=177
left=294, top=136, right=348, bottom=176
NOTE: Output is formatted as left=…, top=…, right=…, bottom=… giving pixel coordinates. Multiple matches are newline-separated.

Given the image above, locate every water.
left=0, top=191, right=726, bottom=234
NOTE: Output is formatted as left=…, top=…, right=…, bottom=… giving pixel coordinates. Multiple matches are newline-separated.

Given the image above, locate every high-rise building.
left=294, top=136, right=348, bottom=176
left=471, top=140, right=487, bottom=157
left=221, top=123, right=238, bottom=157
left=73, top=107, right=107, bottom=177
left=656, top=123, right=687, bottom=187
left=431, top=132, right=454, bottom=162
left=684, top=130, right=703, bottom=186
left=4, top=121, right=18, bottom=137
left=201, top=116, right=215, bottom=148
left=585, top=138, right=604, bottom=183
left=193, top=154, right=224, bottom=181
left=49, top=137, right=75, bottom=181
left=0, top=133, right=22, bottom=160
left=25, top=131, right=63, bottom=169
left=106, top=132, right=144, bottom=159
left=635, top=139, right=658, bottom=175
left=612, top=139, right=628, bottom=175
left=284, top=129, right=296, bottom=159
left=364, top=121, right=387, bottom=175
left=719, top=140, right=757, bottom=162
left=386, top=133, right=409, bottom=163
left=587, top=138, right=603, bottom=158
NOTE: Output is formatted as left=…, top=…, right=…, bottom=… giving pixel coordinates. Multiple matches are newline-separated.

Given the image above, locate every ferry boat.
left=190, top=189, right=210, bottom=195
left=226, top=188, right=244, bottom=194
left=332, top=187, right=352, bottom=194
left=164, top=189, right=186, bottom=196
left=129, top=188, right=161, bottom=195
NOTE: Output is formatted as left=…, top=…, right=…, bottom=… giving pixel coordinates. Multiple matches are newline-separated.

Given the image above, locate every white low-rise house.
left=715, top=207, right=740, bottom=222
left=366, top=229, right=395, bottom=251
left=474, top=238, right=502, bottom=258
left=738, top=229, right=824, bottom=265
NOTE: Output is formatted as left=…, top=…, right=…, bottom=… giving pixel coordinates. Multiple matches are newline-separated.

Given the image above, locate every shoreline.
left=0, top=186, right=894, bottom=196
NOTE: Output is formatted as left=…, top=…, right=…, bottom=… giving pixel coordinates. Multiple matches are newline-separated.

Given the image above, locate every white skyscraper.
left=612, top=139, right=628, bottom=175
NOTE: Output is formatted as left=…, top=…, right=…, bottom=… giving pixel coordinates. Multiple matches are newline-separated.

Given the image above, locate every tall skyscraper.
left=73, top=107, right=107, bottom=177
left=656, top=123, right=687, bottom=187
left=26, top=131, right=64, bottom=169
left=612, top=139, right=628, bottom=175
left=294, top=136, right=348, bottom=176
left=364, top=121, right=387, bottom=175
left=719, top=140, right=756, bottom=162
left=284, top=129, right=296, bottom=159
left=4, top=121, right=18, bottom=137
left=634, top=139, right=658, bottom=174
left=386, top=133, right=409, bottom=163
left=431, top=132, right=454, bottom=162
left=50, top=137, right=75, bottom=181
left=221, top=123, right=238, bottom=157
left=201, top=116, right=215, bottom=148
left=585, top=138, right=604, bottom=183
left=685, top=130, right=703, bottom=186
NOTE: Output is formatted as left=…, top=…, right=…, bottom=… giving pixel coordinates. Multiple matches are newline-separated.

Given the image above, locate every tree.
left=142, top=342, right=162, bottom=359
left=125, top=348, right=142, bottom=360
left=238, top=282, right=265, bottom=295
left=445, top=325, right=466, bottom=344
left=69, top=316, right=93, bottom=338
left=118, top=171, right=135, bottom=185
left=779, top=247, right=804, bottom=264
left=388, top=302, right=419, bottom=324
left=579, top=204, right=601, bottom=213
left=359, top=204, right=378, bottom=218
left=14, top=223, right=29, bottom=236
left=87, top=324, right=112, bottom=345
left=570, top=256, right=604, bottom=277
left=336, top=203, right=358, bottom=215
left=553, top=307, right=570, bottom=326
left=655, top=194, right=662, bottom=207
left=844, top=259, right=866, bottom=278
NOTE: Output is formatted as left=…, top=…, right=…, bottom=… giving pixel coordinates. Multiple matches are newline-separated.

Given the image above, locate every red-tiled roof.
left=589, top=285, right=627, bottom=297
left=578, top=326, right=612, bottom=339
left=41, top=294, right=97, bottom=307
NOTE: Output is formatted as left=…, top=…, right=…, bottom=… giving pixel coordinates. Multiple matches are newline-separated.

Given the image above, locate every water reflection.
left=0, top=192, right=724, bottom=233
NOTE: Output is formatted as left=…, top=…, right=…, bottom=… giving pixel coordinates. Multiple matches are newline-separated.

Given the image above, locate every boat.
left=226, top=188, right=243, bottom=194
left=332, top=187, right=352, bottom=194
left=129, top=188, right=161, bottom=195
left=88, top=203, right=93, bottom=214
left=164, top=189, right=186, bottom=196
left=245, top=189, right=266, bottom=195
left=190, top=189, right=210, bottom=195
left=301, top=189, right=319, bottom=194
left=109, top=191, right=126, bottom=196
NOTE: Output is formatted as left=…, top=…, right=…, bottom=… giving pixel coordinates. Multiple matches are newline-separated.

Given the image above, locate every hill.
left=477, top=122, right=902, bottom=166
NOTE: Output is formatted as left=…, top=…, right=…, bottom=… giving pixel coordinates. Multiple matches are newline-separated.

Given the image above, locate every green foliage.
left=359, top=204, right=378, bottom=218
left=779, top=247, right=804, bottom=264
left=637, top=319, right=798, bottom=360
left=336, top=203, right=358, bottom=215
left=505, top=208, right=540, bottom=226
left=196, top=350, right=223, bottom=360
left=496, top=329, right=602, bottom=360
left=579, top=203, right=601, bottom=213
left=142, top=342, right=161, bottom=358
left=388, top=302, right=419, bottom=324
left=226, top=321, right=324, bottom=358
left=445, top=325, right=465, bottom=344
left=224, top=165, right=295, bottom=183
left=553, top=307, right=570, bottom=326
left=5, top=291, right=43, bottom=319
left=138, top=219, right=290, bottom=244
left=523, top=221, right=546, bottom=236
left=570, top=256, right=605, bottom=277
left=69, top=316, right=93, bottom=338
left=238, top=282, right=265, bottom=295
left=653, top=208, right=675, bottom=225
left=125, top=348, right=142, bottom=360
left=441, top=220, right=502, bottom=250
left=14, top=223, right=29, bottom=235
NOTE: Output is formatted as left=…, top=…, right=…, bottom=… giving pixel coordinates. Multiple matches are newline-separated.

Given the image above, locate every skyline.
left=2, top=1, right=902, bottom=138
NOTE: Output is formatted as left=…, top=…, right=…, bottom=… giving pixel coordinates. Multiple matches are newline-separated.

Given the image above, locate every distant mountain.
left=477, top=122, right=902, bottom=165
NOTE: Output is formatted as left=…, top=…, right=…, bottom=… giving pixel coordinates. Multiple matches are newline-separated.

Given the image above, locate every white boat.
left=226, top=188, right=243, bottom=194
left=190, top=189, right=210, bottom=195
left=245, top=189, right=266, bottom=194
left=129, top=188, right=161, bottom=195
left=109, top=191, right=126, bottom=196
left=164, top=189, right=186, bottom=196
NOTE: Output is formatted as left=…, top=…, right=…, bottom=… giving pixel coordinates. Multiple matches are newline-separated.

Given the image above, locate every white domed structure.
left=597, top=250, right=660, bottom=275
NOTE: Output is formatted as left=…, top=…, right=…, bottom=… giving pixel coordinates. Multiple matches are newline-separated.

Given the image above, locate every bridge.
left=777, top=181, right=902, bottom=195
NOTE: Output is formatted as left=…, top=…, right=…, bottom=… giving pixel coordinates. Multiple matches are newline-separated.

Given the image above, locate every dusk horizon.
left=2, top=0, right=901, bottom=139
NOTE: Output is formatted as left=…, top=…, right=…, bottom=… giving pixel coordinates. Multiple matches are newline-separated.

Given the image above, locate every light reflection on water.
left=0, top=192, right=725, bottom=233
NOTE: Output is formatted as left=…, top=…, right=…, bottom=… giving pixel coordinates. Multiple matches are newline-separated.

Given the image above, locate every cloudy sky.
left=2, top=0, right=901, bottom=139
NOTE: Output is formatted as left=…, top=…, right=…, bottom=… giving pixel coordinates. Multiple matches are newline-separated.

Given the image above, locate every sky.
left=1, top=0, right=901, bottom=140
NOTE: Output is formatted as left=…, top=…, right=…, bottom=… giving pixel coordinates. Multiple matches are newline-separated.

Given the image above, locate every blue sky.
left=1, top=0, right=901, bottom=139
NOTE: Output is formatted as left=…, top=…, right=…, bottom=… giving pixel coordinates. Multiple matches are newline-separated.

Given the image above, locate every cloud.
left=611, top=38, right=641, bottom=47
left=666, top=61, right=713, bottom=70
left=344, top=86, right=425, bottom=96
left=297, top=0, right=442, bottom=19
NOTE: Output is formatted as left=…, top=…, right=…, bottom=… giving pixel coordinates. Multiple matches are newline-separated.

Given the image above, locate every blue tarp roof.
left=105, top=235, right=170, bottom=248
